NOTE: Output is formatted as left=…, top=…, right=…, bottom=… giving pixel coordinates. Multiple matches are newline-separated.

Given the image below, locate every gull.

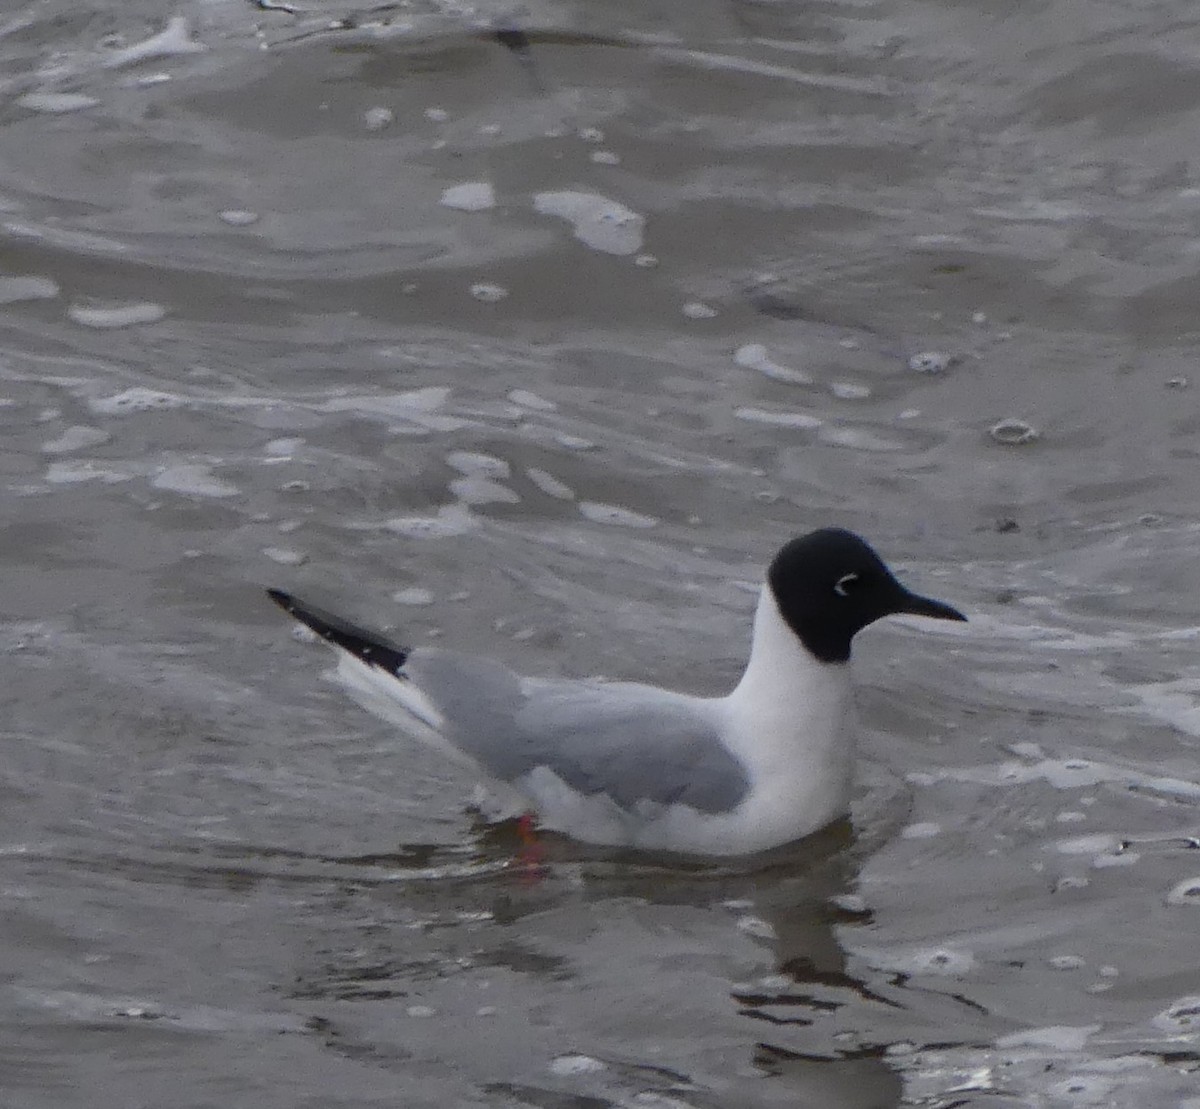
left=268, top=528, right=965, bottom=856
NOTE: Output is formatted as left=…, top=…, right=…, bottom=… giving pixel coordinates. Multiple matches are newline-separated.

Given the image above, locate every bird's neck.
left=725, top=587, right=855, bottom=782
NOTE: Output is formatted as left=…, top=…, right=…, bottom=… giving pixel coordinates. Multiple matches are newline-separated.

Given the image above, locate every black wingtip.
left=267, top=588, right=294, bottom=612
left=267, top=588, right=409, bottom=674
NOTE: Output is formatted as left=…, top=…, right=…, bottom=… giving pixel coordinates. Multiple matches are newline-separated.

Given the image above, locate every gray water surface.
left=3, top=2, right=1200, bottom=1106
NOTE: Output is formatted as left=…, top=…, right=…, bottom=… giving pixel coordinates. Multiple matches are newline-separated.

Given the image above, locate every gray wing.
left=404, top=649, right=750, bottom=815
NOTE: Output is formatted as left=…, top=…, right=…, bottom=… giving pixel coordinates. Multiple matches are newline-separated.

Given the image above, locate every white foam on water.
left=736, top=915, right=776, bottom=941
left=448, top=477, right=519, bottom=506
left=1166, top=877, right=1200, bottom=906
left=819, top=425, right=905, bottom=451
left=363, top=106, right=393, bottom=131
left=392, top=588, right=434, bottom=606
left=900, top=821, right=942, bottom=839
left=151, top=464, right=238, bottom=498
left=532, top=190, right=645, bottom=255
left=508, top=389, right=555, bottom=411
left=102, top=16, right=205, bottom=69
left=1153, top=995, right=1200, bottom=1032
left=45, top=460, right=134, bottom=485
left=995, top=1025, right=1100, bottom=1052
left=386, top=504, right=476, bottom=538
left=734, top=343, right=812, bottom=384
left=469, top=283, right=508, bottom=303
left=446, top=450, right=509, bottom=478
left=525, top=468, right=574, bottom=500
left=554, top=433, right=595, bottom=450
left=0, top=275, right=59, bottom=303
left=67, top=301, right=166, bottom=329
left=41, top=426, right=110, bottom=454
left=262, top=548, right=306, bottom=566
left=219, top=209, right=259, bottom=227
left=923, top=746, right=1200, bottom=803
left=264, top=437, right=304, bottom=456
left=440, top=182, right=496, bottom=211
left=884, top=946, right=976, bottom=976
left=577, top=502, right=658, bottom=528
left=318, top=388, right=466, bottom=433
left=830, top=381, right=871, bottom=399
left=549, top=1054, right=606, bottom=1077
left=1053, top=834, right=1121, bottom=856
left=89, top=388, right=185, bottom=415
left=17, top=92, right=99, bottom=113
left=908, top=351, right=955, bottom=374
left=734, top=406, right=822, bottom=430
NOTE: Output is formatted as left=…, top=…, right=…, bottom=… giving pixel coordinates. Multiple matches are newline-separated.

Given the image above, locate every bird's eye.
left=833, top=572, right=860, bottom=597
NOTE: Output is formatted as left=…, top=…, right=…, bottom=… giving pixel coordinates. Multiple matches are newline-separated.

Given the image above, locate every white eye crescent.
left=834, top=572, right=860, bottom=597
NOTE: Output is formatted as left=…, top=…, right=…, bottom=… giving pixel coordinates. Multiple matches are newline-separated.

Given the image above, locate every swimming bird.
left=267, top=528, right=965, bottom=856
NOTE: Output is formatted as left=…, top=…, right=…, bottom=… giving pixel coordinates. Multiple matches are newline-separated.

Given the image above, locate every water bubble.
left=830, top=381, right=871, bottom=400
left=424, top=107, right=449, bottom=122
left=990, top=417, right=1040, bottom=445
left=590, top=150, right=620, bottom=165
left=682, top=301, right=717, bottom=319
left=577, top=127, right=605, bottom=143
left=634, top=253, right=659, bottom=268
left=219, top=209, right=260, bottom=226
left=1048, top=954, right=1085, bottom=970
